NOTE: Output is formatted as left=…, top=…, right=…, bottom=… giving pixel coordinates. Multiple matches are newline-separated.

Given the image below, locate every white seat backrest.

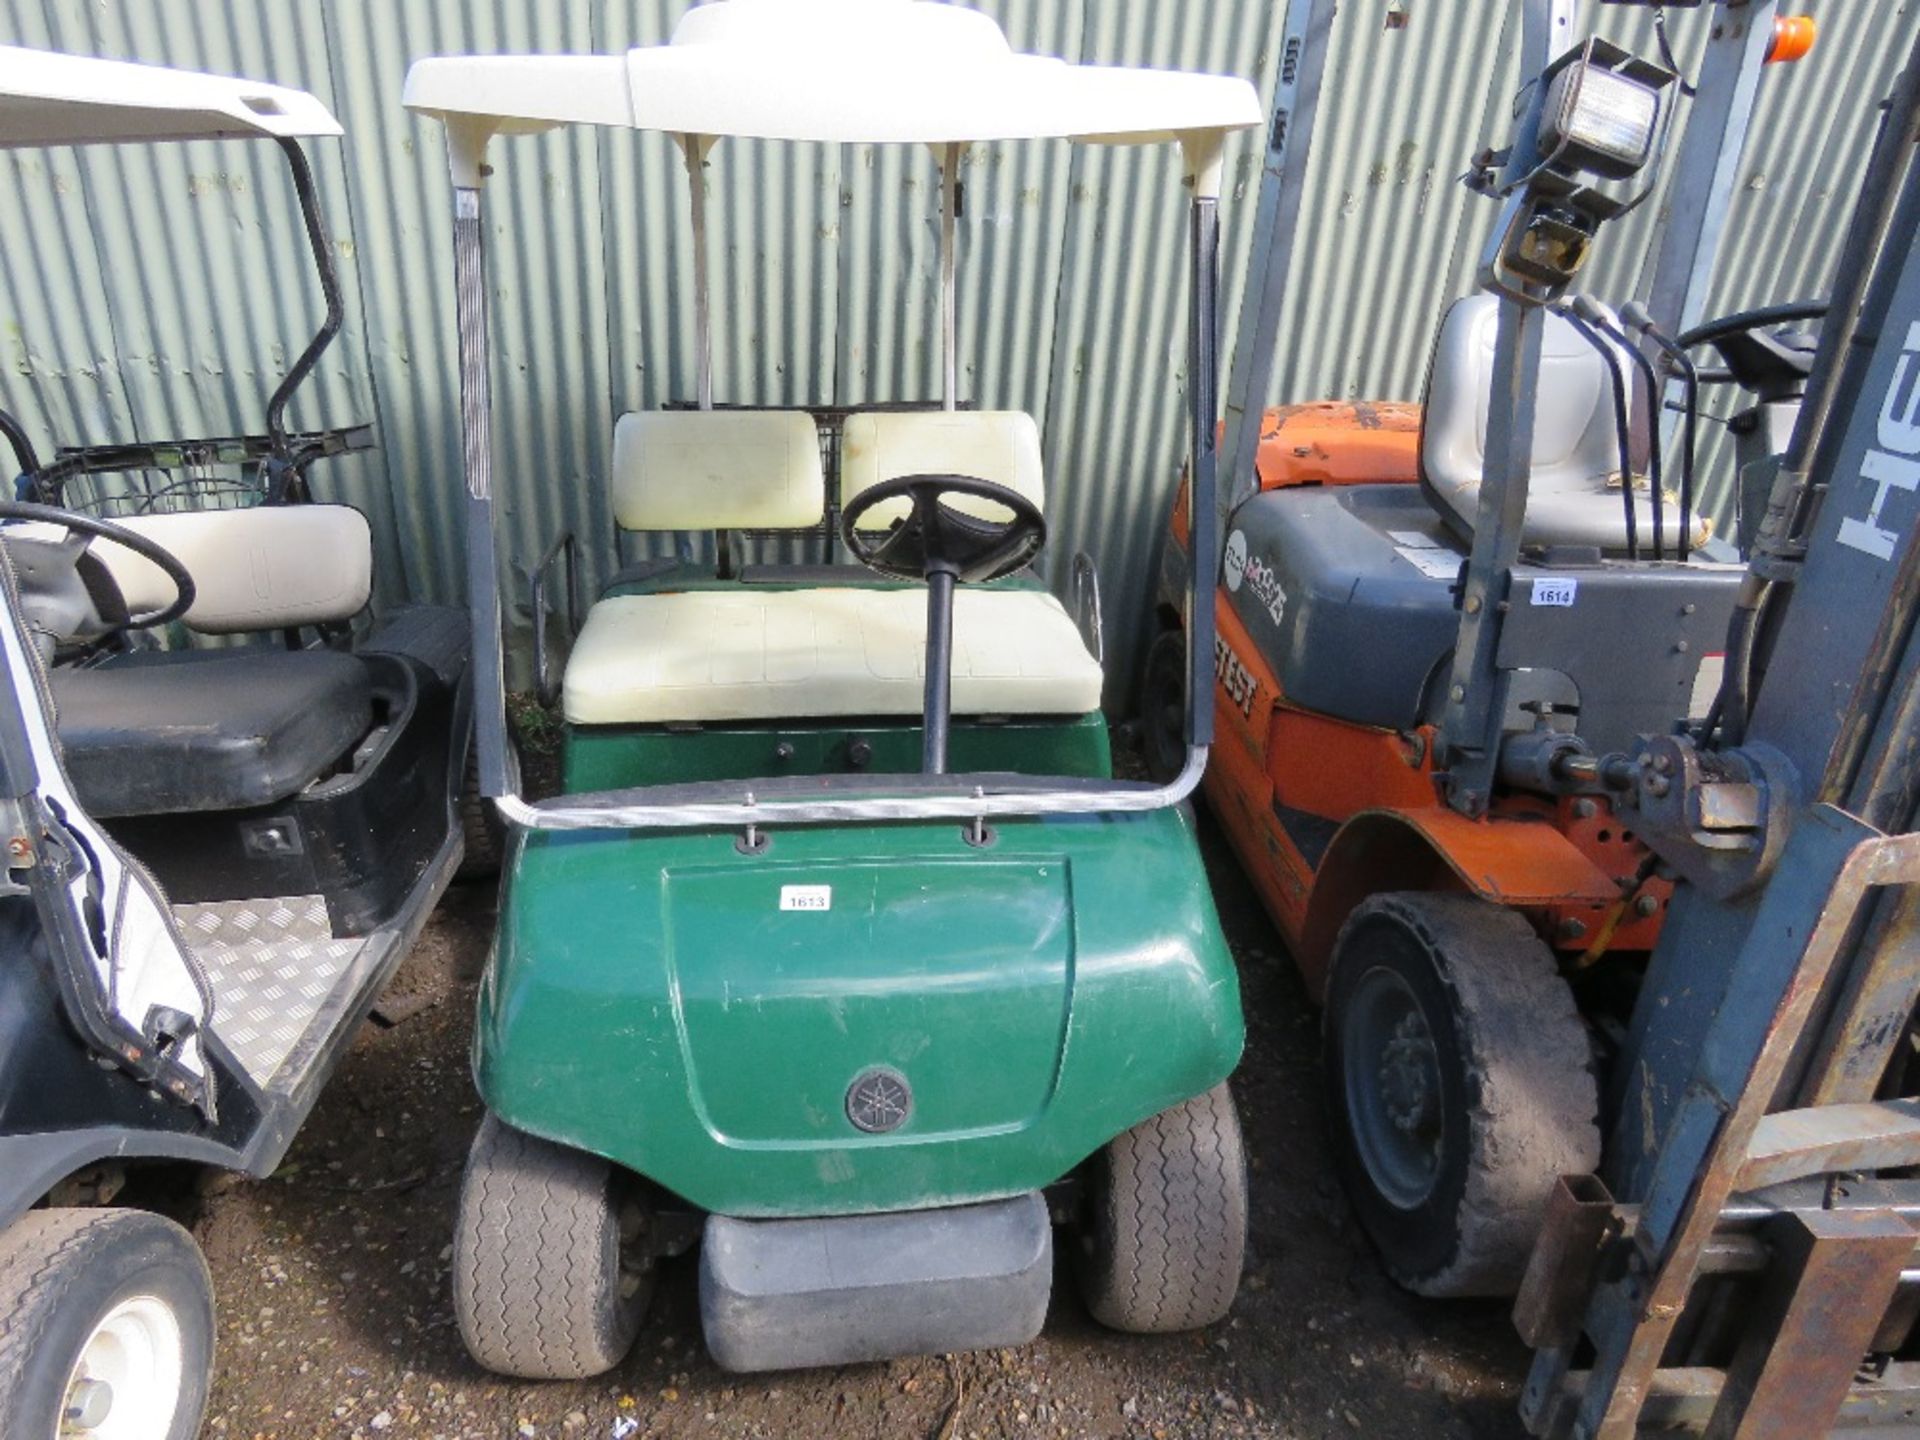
left=612, top=410, right=825, bottom=531
left=842, top=410, right=1046, bottom=530
left=98, top=504, right=373, bottom=636
left=1422, top=292, right=1632, bottom=500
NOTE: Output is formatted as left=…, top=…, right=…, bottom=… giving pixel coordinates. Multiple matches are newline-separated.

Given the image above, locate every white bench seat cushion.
left=563, top=586, right=1103, bottom=725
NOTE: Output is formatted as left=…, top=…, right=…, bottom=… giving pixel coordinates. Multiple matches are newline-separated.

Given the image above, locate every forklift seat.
left=52, top=648, right=374, bottom=819
left=1420, top=294, right=1711, bottom=553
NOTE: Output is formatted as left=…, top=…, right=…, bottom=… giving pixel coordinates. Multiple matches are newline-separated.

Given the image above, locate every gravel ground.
left=172, top=812, right=1532, bottom=1440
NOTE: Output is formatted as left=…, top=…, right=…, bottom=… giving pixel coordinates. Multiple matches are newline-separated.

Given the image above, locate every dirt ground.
left=175, top=813, right=1534, bottom=1440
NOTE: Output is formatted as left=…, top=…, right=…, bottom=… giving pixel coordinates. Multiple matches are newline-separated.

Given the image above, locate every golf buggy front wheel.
left=1323, top=892, right=1600, bottom=1298
left=0, top=1208, right=215, bottom=1440
left=1075, top=1082, right=1248, bottom=1333
left=453, top=1112, right=654, bottom=1379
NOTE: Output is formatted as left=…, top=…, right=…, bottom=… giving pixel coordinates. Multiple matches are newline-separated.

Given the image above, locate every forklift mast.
left=1216, top=0, right=1920, bottom=1432
left=1518, top=30, right=1920, bottom=1440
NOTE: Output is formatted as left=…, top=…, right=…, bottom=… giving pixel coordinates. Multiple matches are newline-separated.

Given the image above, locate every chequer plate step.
left=174, top=895, right=367, bottom=1089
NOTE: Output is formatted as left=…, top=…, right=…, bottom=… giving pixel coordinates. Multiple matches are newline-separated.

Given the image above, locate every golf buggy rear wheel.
left=1076, top=1082, right=1247, bottom=1333
left=1324, top=893, right=1599, bottom=1298
left=0, top=1208, right=214, bottom=1440
left=454, top=745, right=505, bottom=883
left=1137, top=627, right=1189, bottom=785
left=453, top=1113, right=653, bottom=1379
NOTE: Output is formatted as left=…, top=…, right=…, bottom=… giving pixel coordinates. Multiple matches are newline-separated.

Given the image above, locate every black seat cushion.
left=51, top=649, right=374, bottom=818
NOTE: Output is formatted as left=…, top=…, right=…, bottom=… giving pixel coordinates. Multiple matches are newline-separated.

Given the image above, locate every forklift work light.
left=1539, top=54, right=1662, bottom=179
left=1765, top=16, right=1817, bottom=66
left=1480, top=38, right=1675, bottom=294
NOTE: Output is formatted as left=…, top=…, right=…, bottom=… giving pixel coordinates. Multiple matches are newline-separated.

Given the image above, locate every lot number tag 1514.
left=1531, top=577, right=1578, bottom=608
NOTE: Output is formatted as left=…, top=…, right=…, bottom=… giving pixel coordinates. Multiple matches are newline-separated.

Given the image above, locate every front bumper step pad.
left=699, top=1192, right=1052, bottom=1372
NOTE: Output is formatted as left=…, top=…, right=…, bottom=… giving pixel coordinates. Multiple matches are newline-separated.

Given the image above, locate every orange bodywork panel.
left=1203, top=600, right=1310, bottom=939
left=1175, top=402, right=1423, bottom=552
left=1208, top=602, right=1447, bottom=957
left=1176, top=397, right=1670, bottom=995
left=1382, top=806, right=1619, bottom=904
left=1288, top=810, right=1623, bottom=998
left=1204, top=599, right=1663, bottom=997
left=1251, top=401, right=1423, bottom=490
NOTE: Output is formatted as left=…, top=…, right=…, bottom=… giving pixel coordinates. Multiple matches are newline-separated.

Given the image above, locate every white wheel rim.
left=59, top=1295, right=186, bottom=1440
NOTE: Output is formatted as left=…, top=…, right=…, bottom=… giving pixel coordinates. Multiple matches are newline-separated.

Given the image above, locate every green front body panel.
left=477, top=806, right=1241, bottom=1218
left=563, top=713, right=1112, bottom=792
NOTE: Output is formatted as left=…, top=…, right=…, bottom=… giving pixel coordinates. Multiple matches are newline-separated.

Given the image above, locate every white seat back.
left=842, top=410, right=1046, bottom=529
left=1420, top=293, right=1708, bottom=552
left=99, top=504, right=373, bottom=635
left=612, top=410, right=825, bottom=531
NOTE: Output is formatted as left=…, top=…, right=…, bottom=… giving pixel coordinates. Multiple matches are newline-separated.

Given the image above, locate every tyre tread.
left=455, top=749, right=504, bottom=881
left=1334, top=893, right=1600, bottom=1297
left=0, top=1208, right=212, bottom=1440
left=452, top=1114, right=644, bottom=1380
left=1081, top=1083, right=1247, bottom=1333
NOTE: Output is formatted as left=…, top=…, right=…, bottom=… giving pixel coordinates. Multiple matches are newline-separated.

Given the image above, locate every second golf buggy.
left=0, top=46, right=484, bottom=1440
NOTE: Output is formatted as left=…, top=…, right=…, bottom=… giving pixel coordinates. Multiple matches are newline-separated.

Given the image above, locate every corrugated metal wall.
left=0, top=0, right=1909, bottom=705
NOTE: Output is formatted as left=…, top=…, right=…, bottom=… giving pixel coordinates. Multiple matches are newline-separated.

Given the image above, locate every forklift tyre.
left=453, top=1113, right=652, bottom=1379
left=1137, top=627, right=1189, bottom=786
left=0, top=1208, right=215, bottom=1440
left=1076, top=1083, right=1248, bottom=1333
left=1324, top=893, right=1599, bottom=1298
left=455, top=745, right=505, bottom=882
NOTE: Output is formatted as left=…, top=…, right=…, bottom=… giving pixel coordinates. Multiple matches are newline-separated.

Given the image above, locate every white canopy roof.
left=0, top=45, right=341, bottom=148
left=404, top=0, right=1261, bottom=154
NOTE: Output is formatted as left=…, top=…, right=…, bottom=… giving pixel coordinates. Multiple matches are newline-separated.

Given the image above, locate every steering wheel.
left=1679, top=300, right=1828, bottom=400
left=840, top=474, right=1046, bottom=584
left=0, top=500, right=196, bottom=633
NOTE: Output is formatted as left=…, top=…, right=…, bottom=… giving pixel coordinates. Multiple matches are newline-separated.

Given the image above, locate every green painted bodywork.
left=478, top=805, right=1241, bottom=1218
left=562, top=713, right=1112, bottom=792
left=490, top=558, right=1238, bottom=1217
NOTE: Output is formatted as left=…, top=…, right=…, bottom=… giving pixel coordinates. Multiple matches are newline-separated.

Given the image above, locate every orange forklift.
left=1146, top=1, right=1824, bottom=1298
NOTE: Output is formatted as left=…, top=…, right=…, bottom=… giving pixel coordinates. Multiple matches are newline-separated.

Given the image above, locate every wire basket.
left=30, top=425, right=373, bottom=518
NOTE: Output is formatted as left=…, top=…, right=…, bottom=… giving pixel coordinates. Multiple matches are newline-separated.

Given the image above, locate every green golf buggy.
left=406, top=0, right=1260, bottom=1375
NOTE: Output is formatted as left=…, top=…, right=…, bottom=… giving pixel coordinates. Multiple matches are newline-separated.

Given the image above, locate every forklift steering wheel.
left=1677, top=299, right=1828, bottom=355
left=840, top=474, right=1046, bottom=585
left=0, top=500, right=196, bottom=631
left=1679, top=300, right=1827, bottom=393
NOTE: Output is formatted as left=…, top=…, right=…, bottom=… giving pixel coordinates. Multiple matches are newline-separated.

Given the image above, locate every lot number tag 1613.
left=780, top=885, right=832, bottom=912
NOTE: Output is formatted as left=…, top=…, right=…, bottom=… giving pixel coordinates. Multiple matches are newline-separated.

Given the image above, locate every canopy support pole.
left=1184, top=192, right=1221, bottom=755
left=941, top=142, right=961, bottom=411
left=684, top=135, right=715, bottom=412
left=264, top=137, right=344, bottom=496
left=684, top=135, right=733, bottom=575
left=451, top=182, right=511, bottom=800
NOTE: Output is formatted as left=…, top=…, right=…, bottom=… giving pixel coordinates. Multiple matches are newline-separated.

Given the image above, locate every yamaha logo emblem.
left=845, top=1067, right=913, bottom=1134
